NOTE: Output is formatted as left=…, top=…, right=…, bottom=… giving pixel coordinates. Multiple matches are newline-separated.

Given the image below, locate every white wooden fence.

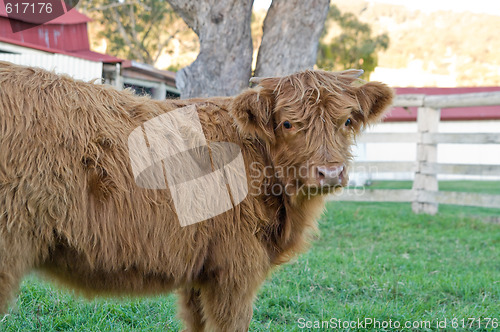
left=329, top=92, right=500, bottom=214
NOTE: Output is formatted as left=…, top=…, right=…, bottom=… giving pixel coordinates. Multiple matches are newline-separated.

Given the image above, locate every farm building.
left=0, top=4, right=179, bottom=98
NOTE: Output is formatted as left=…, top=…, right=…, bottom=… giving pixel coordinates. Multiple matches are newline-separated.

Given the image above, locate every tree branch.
left=110, top=7, right=145, bottom=62
left=88, top=1, right=150, bottom=12
left=128, top=3, right=151, bottom=62
left=165, top=0, right=200, bottom=33
left=128, top=4, right=139, bottom=44
left=153, top=29, right=181, bottom=64
left=255, top=0, right=330, bottom=77
left=141, top=6, right=164, bottom=46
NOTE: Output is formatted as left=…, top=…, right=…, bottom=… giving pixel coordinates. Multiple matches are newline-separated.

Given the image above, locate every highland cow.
left=0, top=61, right=393, bottom=331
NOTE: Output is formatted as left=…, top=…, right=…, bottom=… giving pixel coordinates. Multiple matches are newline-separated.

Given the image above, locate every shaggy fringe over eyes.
left=259, top=70, right=393, bottom=135
left=258, top=70, right=363, bottom=129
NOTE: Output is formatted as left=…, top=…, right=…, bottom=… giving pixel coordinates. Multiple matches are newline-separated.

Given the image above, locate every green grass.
left=365, top=180, right=500, bottom=218
left=1, top=183, right=500, bottom=331
left=367, top=180, right=500, bottom=195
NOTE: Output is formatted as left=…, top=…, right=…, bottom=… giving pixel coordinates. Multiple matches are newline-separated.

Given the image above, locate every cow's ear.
left=354, top=82, right=394, bottom=124
left=230, top=87, right=275, bottom=143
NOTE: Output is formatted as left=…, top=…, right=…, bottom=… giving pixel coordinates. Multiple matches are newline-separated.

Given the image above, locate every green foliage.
left=80, top=0, right=187, bottom=65
left=317, top=5, right=389, bottom=78
left=366, top=180, right=500, bottom=195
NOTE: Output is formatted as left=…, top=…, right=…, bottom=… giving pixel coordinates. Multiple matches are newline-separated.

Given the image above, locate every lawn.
left=366, top=180, right=500, bottom=194
left=1, top=182, right=499, bottom=331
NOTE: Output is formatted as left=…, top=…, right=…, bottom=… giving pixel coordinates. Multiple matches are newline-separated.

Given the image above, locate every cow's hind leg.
left=0, top=260, right=27, bottom=314
left=0, top=269, right=21, bottom=315
left=0, top=229, right=38, bottom=315
left=178, top=287, right=206, bottom=332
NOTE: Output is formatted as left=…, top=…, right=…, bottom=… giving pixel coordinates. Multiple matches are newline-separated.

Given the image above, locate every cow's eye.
left=345, top=118, right=352, bottom=126
left=283, top=121, right=293, bottom=129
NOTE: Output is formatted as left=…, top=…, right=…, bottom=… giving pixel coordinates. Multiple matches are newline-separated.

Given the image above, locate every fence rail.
left=329, top=91, right=500, bottom=214
left=358, top=132, right=500, bottom=144
left=392, top=91, right=500, bottom=108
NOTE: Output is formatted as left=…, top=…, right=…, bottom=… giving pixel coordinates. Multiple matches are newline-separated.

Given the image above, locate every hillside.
left=335, top=0, right=500, bottom=86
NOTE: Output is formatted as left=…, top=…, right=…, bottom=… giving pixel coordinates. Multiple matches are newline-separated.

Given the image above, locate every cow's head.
left=230, top=69, right=394, bottom=197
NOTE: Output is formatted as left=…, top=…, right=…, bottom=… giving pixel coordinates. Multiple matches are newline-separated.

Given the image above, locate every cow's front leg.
left=178, top=287, right=206, bottom=332
left=199, top=282, right=256, bottom=332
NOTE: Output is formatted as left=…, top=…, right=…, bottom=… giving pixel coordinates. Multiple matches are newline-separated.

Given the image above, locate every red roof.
left=68, top=49, right=122, bottom=63
left=37, top=7, right=90, bottom=25
left=0, top=3, right=90, bottom=24
left=385, top=87, right=500, bottom=122
left=0, top=2, right=122, bottom=63
left=0, top=35, right=122, bottom=63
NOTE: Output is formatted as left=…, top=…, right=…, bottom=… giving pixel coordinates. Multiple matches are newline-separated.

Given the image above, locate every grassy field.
left=365, top=180, right=500, bottom=195
left=1, top=182, right=499, bottom=331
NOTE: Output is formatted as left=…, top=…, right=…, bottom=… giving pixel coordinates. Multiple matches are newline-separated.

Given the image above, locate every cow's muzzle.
left=316, top=165, right=345, bottom=187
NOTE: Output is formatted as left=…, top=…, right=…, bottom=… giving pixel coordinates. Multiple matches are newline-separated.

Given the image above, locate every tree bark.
left=167, top=0, right=254, bottom=98
left=254, top=0, right=330, bottom=78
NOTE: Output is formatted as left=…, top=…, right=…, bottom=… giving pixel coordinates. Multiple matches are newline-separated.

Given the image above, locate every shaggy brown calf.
left=0, top=61, right=393, bottom=331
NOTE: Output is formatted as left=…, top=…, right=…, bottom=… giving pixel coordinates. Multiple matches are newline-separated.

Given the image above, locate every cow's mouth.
left=331, top=167, right=347, bottom=188
left=293, top=165, right=347, bottom=196
left=316, top=164, right=346, bottom=189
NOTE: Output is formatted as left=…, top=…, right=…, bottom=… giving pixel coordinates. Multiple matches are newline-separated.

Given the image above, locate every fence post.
left=412, top=107, right=440, bottom=214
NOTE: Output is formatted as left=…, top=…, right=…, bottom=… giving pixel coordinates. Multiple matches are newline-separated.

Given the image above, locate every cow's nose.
left=316, top=165, right=344, bottom=187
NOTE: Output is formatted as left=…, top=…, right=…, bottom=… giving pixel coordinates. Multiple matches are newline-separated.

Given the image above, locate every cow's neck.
left=247, top=138, right=326, bottom=265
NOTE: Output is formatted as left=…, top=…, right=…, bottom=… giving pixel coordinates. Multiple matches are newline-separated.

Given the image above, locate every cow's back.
left=0, top=63, right=202, bottom=289
left=0, top=62, right=267, bottom=295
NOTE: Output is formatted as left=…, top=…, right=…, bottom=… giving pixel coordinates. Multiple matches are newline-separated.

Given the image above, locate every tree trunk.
left=167, top=0, right=254, bottom=98
left=254, top=0, right=330, bottom=78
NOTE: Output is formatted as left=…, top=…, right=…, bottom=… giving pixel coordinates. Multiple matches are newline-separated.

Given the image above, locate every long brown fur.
left=0, top=61, right=393, bottom=331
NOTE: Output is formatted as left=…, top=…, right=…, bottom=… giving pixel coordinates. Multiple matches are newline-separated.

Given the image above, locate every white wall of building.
left=0, top=42, right=102, bottom=82
left=352, top=120, right=500, bottom=183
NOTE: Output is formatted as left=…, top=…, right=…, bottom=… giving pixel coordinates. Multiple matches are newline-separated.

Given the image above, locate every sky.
left=253, top=0, right=500, bottom=16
